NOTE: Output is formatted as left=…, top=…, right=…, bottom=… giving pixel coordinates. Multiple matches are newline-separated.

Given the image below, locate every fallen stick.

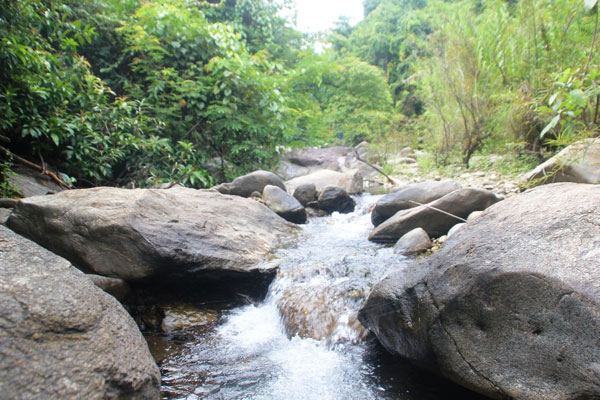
left=0, top=145, right=70, bottom=189
left=409, top=200, right=467, bottom=222
left=352, top=149, right=395, bottom=184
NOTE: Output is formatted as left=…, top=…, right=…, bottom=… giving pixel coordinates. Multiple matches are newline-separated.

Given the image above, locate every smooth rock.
left=316, top=186, right=356, bottom=214
left=285, top=169, right=364, bottom=194
left=286, top=146, right=352, bottom=170
left=360, top=183, right=600, bottom=399
left=393, top=228, right=432, bottom=256
left=0, top=198, right=17, bottom=208
left=447, top=223, right=465, bottom=238
left=87, top=274, right=131, bottom=301
left=369, top=188, right=501, bottom=243
left=293, top=183, right=318, bottom=207
left=7, top=166, right=64, bottom=198
left=0, top=225, right=160, bottom=399
left=7, top=187, right=297, bottom=281
left=371, top=180, right=463, bottom=227
left=228, top=170, right=286, bottom=198
left=263, top=185, right=307, bottom=224
left=525, top=138, right=600, bottom=185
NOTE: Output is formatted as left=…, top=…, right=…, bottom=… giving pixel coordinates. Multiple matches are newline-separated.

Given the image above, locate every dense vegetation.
left=1, top=0, right=598, bottom=194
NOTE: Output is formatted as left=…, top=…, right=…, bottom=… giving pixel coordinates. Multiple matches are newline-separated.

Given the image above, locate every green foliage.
left=0, top=155, right=18, bottom=198
left=283, top=52, right=394, bottom=146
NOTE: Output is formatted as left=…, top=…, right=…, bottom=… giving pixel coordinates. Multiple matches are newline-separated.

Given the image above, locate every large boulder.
left=369, top=188, right=501, bottom=243
left=228, top=170, right=286, bottom=198
left=285, top=146, right=353, bottom=170
left=285, top=169, right=364, bottom=194
left=371, top=180, right=462, bottom=227
left=359, top=183, right=600, bottom=399
left=525, top=139, right=600, bottom=185
left=262, top=185, right=307, bottom=224
left=0, top=225, right=160, bottom=399
left=315, top=186, right=356, bottom=214
left=6, top=187, right=298, bottom=281
left=292, top=183, right=318, bottom=207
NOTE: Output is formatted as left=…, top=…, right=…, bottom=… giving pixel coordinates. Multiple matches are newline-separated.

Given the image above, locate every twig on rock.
left=409, top=200, right=467, bottom=222
left=0, top=145, right=70, bottom=189
left=352, top=149, right=395, bottom=184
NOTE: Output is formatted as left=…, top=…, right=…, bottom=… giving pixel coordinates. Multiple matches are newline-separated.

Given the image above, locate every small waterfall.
left=156, top=195, right=484, bottom=399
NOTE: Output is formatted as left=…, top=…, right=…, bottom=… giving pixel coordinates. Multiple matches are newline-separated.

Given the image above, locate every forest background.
left=1, top=0, right=598, bottom=194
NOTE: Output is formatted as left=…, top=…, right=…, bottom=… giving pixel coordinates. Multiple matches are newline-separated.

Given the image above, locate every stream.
left=145, top=194, right=484, bottom=399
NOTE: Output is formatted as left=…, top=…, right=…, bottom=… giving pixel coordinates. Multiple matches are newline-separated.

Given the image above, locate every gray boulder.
left=7, top=166, right=65, bottom=198
left=359, top=183, right=600, bottom=399
left=228, top=170, right=286, bottom=198
left=393, top=228, right=432, bottom=256
left=316, top=186, right=356, bottom=214
left=371, top=180, right=462, bottom=226
left=369, top=188, right=501, bottom=243
left=0, top=225, right=160, bottom=399
left=286, top=146, right=352, bottom=170
left=262, top=185, right=307, bottom=224
left=525, top=139, right=600, bottom=185
left=293, top=184, right=318, bottom=207
left=7, top=187, right=298, bottom=281
left=285, top=169, right=364, bottom=194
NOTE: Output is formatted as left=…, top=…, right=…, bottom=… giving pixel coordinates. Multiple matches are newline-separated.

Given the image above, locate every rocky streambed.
left=2, top=140, right=600, bottom=399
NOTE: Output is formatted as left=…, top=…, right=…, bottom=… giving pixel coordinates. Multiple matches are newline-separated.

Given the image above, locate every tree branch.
left=0, top=145, right=70, bottom=189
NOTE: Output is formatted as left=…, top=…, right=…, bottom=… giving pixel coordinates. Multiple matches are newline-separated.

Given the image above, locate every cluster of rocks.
left=1, top=182, right=305, bottom=399
left=359, top=183, right=600, bottom=399
left=213, top=169, right=358, bottom=223
left=367, top=180, right=502, bottom=257
left=357, top=139, right=600, bottom=398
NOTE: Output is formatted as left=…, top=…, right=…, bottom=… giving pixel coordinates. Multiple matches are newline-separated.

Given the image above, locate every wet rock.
left=87, top=274, right=131, bottom=301
left=229, top=170, right=286, bottom=198
left=316, top=186, right=356, bottom=214
left=293, top=183, right=318, bottom=207
left=161, top=304, right=218, bottom=332
left=7, top=166, right=64, bottom=198
left=262, top=185, right=307, bottom=224
left=0, top=225, right=160, bottom=399
left=7, top=187, right=298, bottom=281
left=278, top=283, right=368, bottom=342
left=306, top=207, right=329, bottom=218
left=285, top=169, right=364, bottom=194
left=393, top=228, right=432, bottom=256
left=371, top=180, right=463, bottom=227
left=525, top=138, right=600, bottom=185
left=369, top=188, right=501, bottom=243
left=360, top=183, right=600, bottom=399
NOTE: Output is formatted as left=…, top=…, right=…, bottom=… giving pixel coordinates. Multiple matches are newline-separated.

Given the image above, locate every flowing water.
left=148, top=194, right=484, bottom=400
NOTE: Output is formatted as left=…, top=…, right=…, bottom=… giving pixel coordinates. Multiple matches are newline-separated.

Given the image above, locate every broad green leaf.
left=540, top=114, right=561, bottom=139
left=50, top=133, right=60, bottom=146
left=569, top=89, right=587, bottom=108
